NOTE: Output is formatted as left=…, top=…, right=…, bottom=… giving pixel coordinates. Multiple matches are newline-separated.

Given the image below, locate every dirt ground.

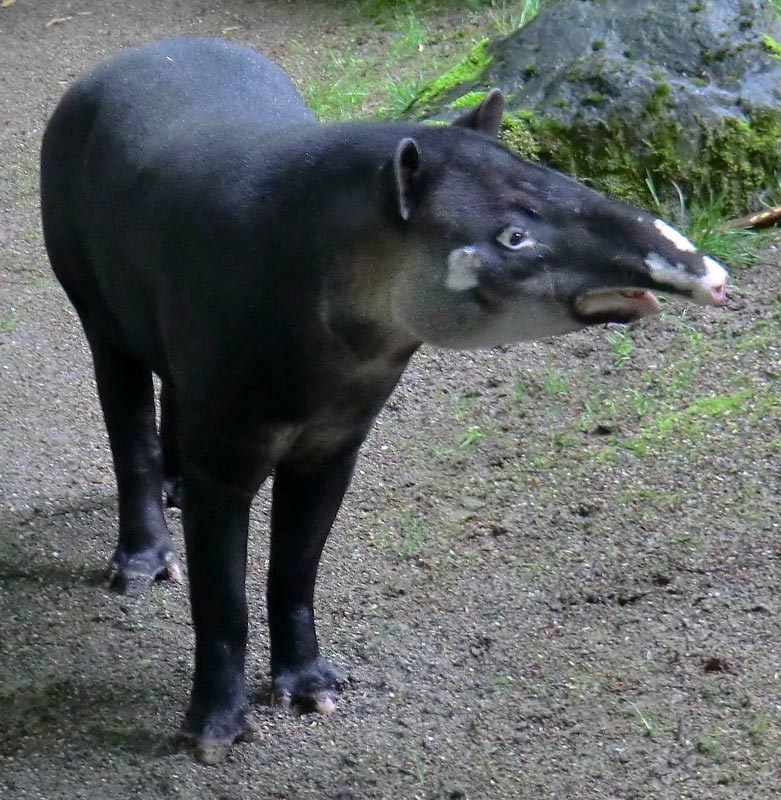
left=2, top=2, right=781, bottom=798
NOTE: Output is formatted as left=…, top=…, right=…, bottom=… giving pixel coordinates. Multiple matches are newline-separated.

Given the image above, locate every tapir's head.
left=386, top=90, right=727, bottom=348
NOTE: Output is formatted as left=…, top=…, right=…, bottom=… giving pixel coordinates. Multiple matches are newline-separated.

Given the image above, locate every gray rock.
left=410, top=0, right=781, bottom=213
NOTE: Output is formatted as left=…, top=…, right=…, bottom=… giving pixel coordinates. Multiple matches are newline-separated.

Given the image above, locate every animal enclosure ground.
left=1, top=2, right=780, bottom=798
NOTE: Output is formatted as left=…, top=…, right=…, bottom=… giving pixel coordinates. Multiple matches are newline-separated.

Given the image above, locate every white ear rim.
left=393, top=137, right=421, bottom=221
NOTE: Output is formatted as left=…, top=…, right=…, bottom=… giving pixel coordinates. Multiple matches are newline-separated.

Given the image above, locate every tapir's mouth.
left=574, top=257, right=728, bottom=323
left=574, top=288, right=662, bottom=322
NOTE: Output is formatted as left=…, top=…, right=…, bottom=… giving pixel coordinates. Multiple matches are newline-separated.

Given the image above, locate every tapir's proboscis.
left=40, top=37, right=728, bottom=763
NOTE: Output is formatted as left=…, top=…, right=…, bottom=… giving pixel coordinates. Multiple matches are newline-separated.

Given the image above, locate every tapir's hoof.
left=107, top=548, right=182, bottom=594
left=272, top=657, right=347, bottom=715
left=176, top=709, right=257, bottom=764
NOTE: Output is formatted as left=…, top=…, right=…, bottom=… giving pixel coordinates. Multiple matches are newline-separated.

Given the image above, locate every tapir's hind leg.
left=160, top=383, right=183, bottom=508
left=83, top=320, right=182, bottom=592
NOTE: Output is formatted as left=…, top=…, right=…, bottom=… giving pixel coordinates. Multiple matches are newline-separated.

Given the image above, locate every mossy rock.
left=407, top=0, right=781, bottom=215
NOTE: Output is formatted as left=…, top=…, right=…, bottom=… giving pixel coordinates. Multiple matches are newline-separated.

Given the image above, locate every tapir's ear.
left=452, top=88, right=504, bottom=139
left=393, top=137, right=422, bottom=222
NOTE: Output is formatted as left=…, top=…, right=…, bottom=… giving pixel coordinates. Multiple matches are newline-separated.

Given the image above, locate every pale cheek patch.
left=446, top=246, right=481, bottom=291
left=653, top=219, right=697, bottom=253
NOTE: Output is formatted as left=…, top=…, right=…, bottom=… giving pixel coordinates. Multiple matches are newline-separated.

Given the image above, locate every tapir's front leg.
left=177, top=458, right=265, bottom=765
left=267, top=442, right=363, bottom=713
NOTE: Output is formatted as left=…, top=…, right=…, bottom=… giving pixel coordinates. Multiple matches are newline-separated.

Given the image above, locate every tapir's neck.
left=242, top=125, right=425, bottom=362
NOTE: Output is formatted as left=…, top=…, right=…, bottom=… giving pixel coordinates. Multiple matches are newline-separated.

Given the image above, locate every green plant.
left=510, top=379, right=527, bottom=402
left=397, top=513, right=426, bottom=557
left=490, top=0, right=546, bottom=34
left=299, top=52, right=371, bottom=120
left=607, top=328, right=634, bottom=366
left=296, top=4, right=457, bottom=120
left=747, top=713, right=771, bottom=745
left=1, top=311, right=17, bottom=333
left=633, top=706, right=654, bottom=737
left=763, top=32, right=781, bottom=60
left=628, top=388, right=652, bottom=417
left=383, top=73, right=424, bottom=116
left=686, top=197, right=764, bottom=267
left=577, top=399, right=597, bottom=431
left=459, top=426, right=486, bottom=448
left=450, top=394, right=475, bottom=421
left=695, top=736, right=722, bottom=758
left=409, top=37, right=493, bottom=109
left=542, top=364, right=567, bottom=394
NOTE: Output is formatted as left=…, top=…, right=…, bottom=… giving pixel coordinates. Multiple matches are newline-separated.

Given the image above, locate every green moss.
left=449, top=90, right=487, bottom=109
left=762, top=33, right=781, bottom=61
left=693, top=111, right=781, bottom=210
left=702, top=47, right=729, bottom=65
left=645, top=81, right=672, bottom=114
left=498, top=113, right=539, bottom=160
left=409, top=33, right=781, bottom=214
left=582, top=91, right=604, bottom=105
left=411, top=38, right=493, bottom=108
left=499, top=88, right=781, bottom=215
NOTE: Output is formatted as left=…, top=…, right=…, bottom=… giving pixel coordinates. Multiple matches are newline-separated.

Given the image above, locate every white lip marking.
left=653, top=219, right=697, bottom=253
left=645, top=251, right=728, bottom=305
left=645, top=251, right=690, bottom=289
left=646, top=251, right=698, bottom=293
left=446, top=246, right=481, bottom=291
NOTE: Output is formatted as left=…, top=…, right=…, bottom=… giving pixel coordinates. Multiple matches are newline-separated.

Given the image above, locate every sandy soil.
left=2, top=2, right=780, bottom=798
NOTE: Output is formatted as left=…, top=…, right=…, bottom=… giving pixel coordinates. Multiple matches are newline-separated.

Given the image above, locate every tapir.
left=40, top=37, right=727, bottom=763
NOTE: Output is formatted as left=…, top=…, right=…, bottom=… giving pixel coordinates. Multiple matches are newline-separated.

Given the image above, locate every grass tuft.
left=489, top=0, right=546, bottom=34
left=686, top=199, right=765, bottom=268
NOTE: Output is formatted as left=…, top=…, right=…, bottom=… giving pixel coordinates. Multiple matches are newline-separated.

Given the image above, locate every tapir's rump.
left=40, top=36, right=727, bottom=763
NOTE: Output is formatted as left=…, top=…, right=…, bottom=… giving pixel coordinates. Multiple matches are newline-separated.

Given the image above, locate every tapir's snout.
left=572, top=212, right=728, bottom=324
left=702, top=257, right=728, bottom=305
left=651, top=251, right=728, bottom=306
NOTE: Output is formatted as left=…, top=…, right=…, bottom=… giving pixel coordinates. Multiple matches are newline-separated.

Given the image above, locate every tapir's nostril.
left=711, top=283, right=725, bottom=304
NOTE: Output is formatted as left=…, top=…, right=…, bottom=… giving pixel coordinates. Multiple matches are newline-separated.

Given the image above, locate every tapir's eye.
left=497, top=226, right=530, bottom=250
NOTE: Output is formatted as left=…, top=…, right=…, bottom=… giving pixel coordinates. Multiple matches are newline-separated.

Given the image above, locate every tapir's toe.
left=272, top=657, right=347, bottom=715
left=107, top=547, right=182, bottom=594
left=176, top=712, right=257, bottom=765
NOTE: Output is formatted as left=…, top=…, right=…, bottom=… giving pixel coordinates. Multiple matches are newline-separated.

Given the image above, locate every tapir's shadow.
left=0, top=677, right=178, bottom=759
left=0, top=560, right=105, bottom=586
left=0, top=493, right=185, bottom=760
left=0, top=494, right=115, bottom=585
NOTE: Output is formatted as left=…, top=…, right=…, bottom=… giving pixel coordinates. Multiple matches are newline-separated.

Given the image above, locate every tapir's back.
left=59, top=36, right=314, bottom=136
left=40, top=38, right=316, bottom=375
left=41, top=37, right=314, bottom=234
